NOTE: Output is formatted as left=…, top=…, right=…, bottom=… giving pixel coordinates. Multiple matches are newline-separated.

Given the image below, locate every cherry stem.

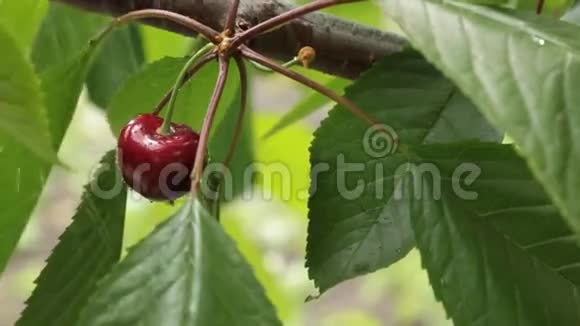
left=159, top=43, right=216, bottom=134
left=232, top=0, right=365, bottom=48
left=223, top=55, right=249, bottom=169
left=91, top=9, right=219, bottom=64
left=240, top=45, right=381, bottom=128
left=191, top=56, right=231, bottom=192
left=536, top=0, right=545, bottom=14
left=113, top=9, right=219, bottom=43
left=153, top=52, right=217, bottom=115
left=225, top=0, right=241, bottom=35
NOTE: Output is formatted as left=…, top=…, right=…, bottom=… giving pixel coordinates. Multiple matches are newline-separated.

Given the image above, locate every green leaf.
left=307, top=51, right=501, bottom=292
left=0, top=137, right=50, bottom=275
left=8, top=23, right=103, bottom=274
left=107, top=58, right=238, bottom=140
left=406, top=143, right=580, bottom=325
left=40, top=51, right=95, bottom=148
left=31, top=2, right=128, bottom=147
left=0, top=1, right=115, bottom=276
left=0, top=0, right=48, bottom=52
left=0, top=26, right=57, bottom=162
left=31, top=2, right=145, bottom=108
left=31, top=2, right=102, bottom=72
left=263, top=77, right=350, bottom=139
left=16, top=151, right=127, bottom=326
left=0, top=25, right=63, bottom=274
left=77, top=198, right=282, bottom=326
left=0, top=47, right=97, bottom=275
left=382, top=0, right=580, bottom=236
left=86, top=24, right=145, bottom=108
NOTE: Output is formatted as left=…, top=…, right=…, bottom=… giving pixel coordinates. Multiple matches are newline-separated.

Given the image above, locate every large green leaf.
left=31, top=2, right=99, bottom=147
left=31, top=2, right=144, bottom=108
left=31, top=3, right=114, bottom=147
left=381, top=0, right=580, bottom=236
left=31, top=1, right=139, bottom=146
left=31, top=2, right=102, bottom=72
left=406, top=143, right=580, bottom=325
left=0, top=27, right=56, bottom=162
left=77, top=198, right=282, bottom=326
left=0, top=0, right=47, bottom=52
left=0, top=137, right=50, bottom=275
left=30, top=1, right=143, bottom=147
left=0, top=25, right=59, bottom=274
left=16, top=151, right=127, bottom=326
left=0, top=1, right=118, bottom=276
left=40, top=50, right=96, bottom=148
left=307, top=51, right=500, bottom=292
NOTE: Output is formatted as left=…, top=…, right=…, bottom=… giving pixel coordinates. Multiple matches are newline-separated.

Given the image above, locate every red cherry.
left=117, top=113, right=200, bottom=201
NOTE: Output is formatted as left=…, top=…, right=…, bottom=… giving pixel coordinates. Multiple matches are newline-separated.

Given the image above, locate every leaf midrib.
left=451, top=189, right=580, bottom=291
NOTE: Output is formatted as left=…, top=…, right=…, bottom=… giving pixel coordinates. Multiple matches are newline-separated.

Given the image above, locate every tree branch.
left=54, top=0, right=407, bottom=79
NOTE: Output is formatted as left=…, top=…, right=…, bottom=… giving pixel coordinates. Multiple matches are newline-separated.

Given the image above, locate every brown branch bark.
left=54, top=0, right=407, bottom=79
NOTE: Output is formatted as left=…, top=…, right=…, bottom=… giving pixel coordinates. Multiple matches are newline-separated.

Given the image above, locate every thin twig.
left=191, top=56, right=231, bottom=192
left=224, top=0, right=241, bottom=35
left=114, top=9, right=220, bottom=43
left=159, top=43, right=216, bottom=133
left=153, top=52, right=217, bottom=115
left=536, top=0, right=545, bottom=14
left=240, top=45, right=380, bottom=128
left=232, top=0, right=365, bottom=47
left=223, top=55, right=249, bottom=168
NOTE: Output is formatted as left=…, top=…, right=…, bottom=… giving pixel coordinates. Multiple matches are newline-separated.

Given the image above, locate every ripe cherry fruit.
left=117, top=113, right=200, bottom=201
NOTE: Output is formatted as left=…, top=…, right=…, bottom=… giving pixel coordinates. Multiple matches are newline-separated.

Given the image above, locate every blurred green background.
left=0, top=1, right=450, bottom=325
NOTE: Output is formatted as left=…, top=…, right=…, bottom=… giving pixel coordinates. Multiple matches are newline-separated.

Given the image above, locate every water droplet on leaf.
left=532, top=36, right=546, bottom=46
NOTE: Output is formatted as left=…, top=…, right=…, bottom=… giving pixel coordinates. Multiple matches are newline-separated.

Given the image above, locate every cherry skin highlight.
left=117, top=114, right=200, bottom=201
